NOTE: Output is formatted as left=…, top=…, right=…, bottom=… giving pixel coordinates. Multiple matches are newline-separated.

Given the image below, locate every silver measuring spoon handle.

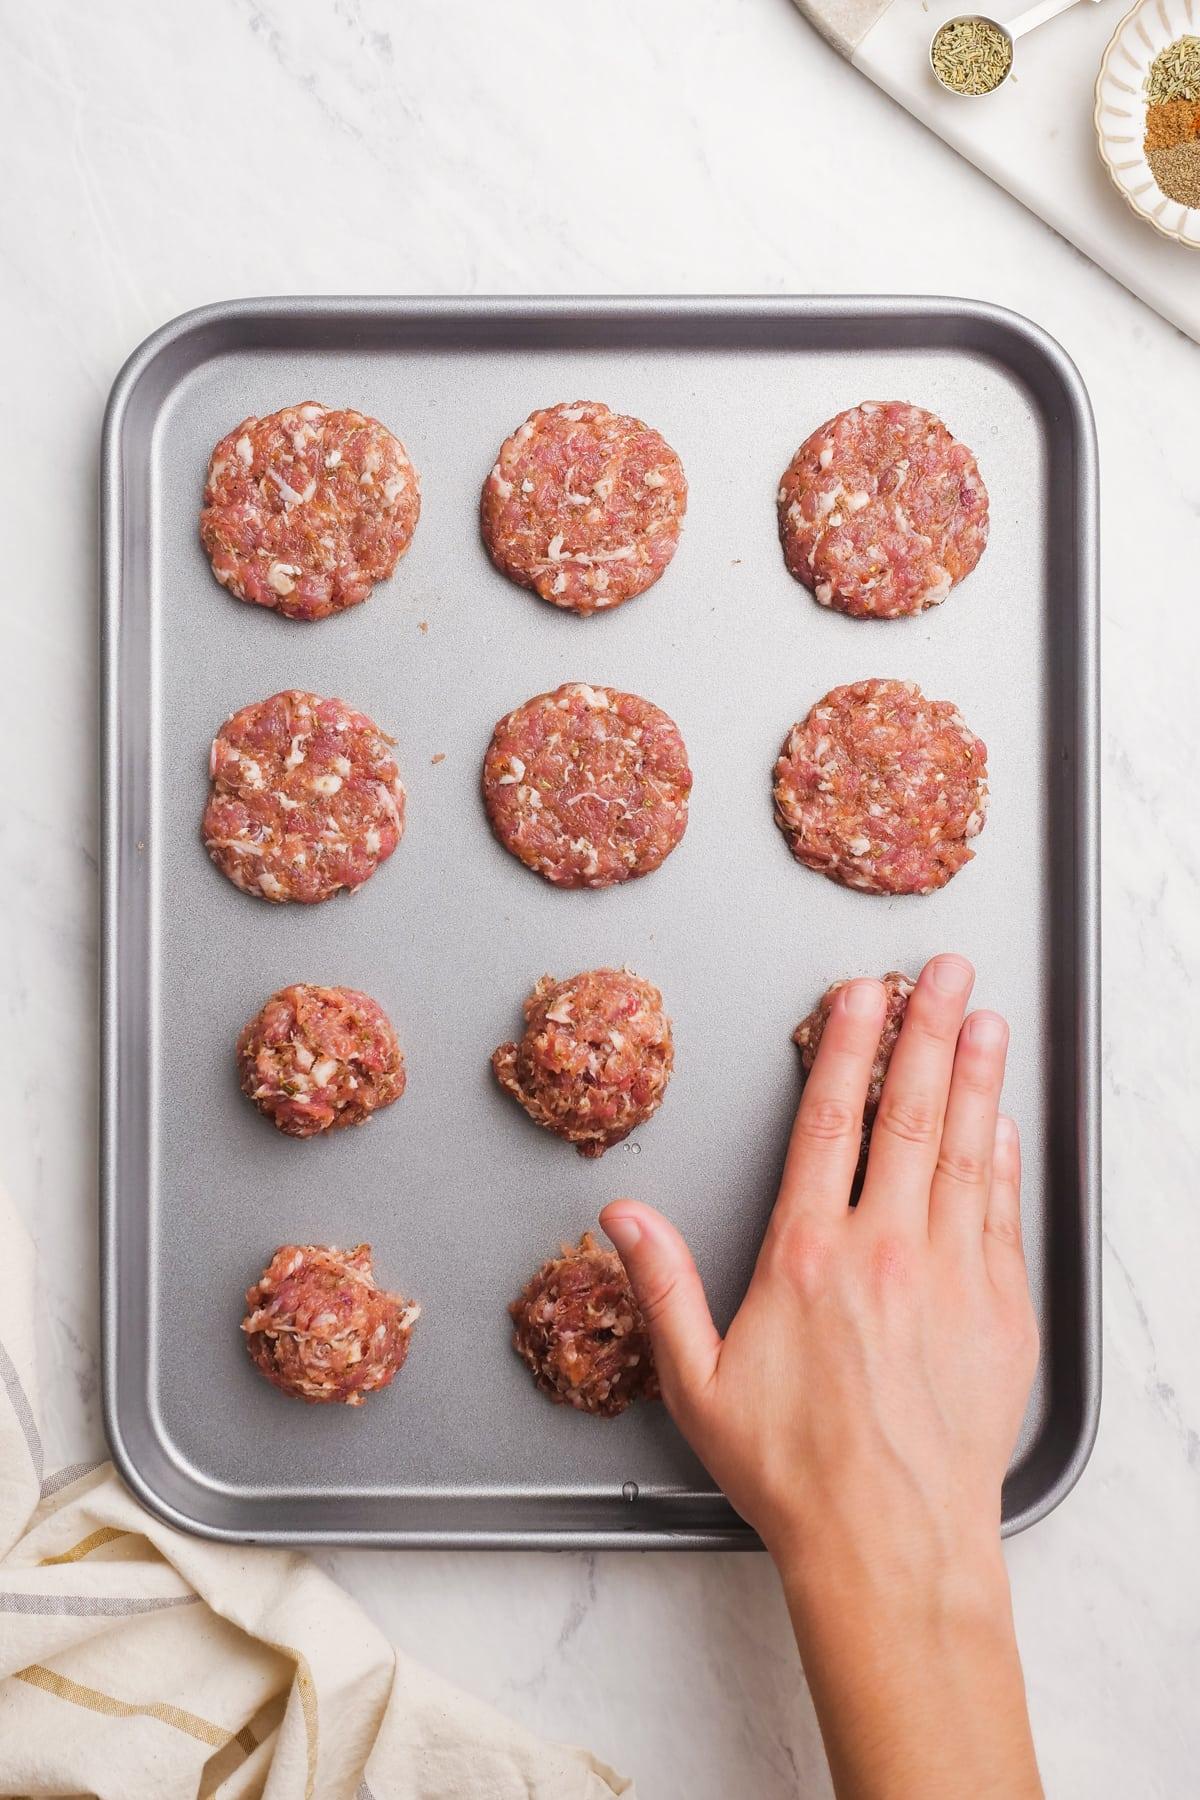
left=1004, top=0, right=1102, bottom=44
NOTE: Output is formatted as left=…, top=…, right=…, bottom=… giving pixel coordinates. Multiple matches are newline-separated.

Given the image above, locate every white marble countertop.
left=3, top=1, right=1198, bottom=1794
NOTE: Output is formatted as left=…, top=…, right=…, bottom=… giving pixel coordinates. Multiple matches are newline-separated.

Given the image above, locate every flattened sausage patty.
left=773, top=679, right=988, bottom=895
left=201, top=402, right=420, bottom=620
left=483, top=682, right=691, bottom=887
left=203, top=690, right=405, bottom=903
left=481, top=401, right=686, bottom=614
left=777, top=402, right=988, bottom=618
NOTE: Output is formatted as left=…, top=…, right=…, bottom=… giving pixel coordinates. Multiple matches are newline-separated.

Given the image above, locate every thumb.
left=600, top=1200, right=722, bottom=1415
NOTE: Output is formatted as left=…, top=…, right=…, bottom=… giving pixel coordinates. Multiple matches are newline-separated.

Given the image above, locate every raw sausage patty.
left=201, top=402, right=420, bottom=620
left=509, top=1231, right=658, bottom=1417
left=203, top=690, right=405, bottom=903
left=777, top=402, right=989, bottom=618
left=773, top=679, right=988, bottom=895
left=492, top=968, right=673, bottom=1158
left=237, top=985, right=406, bottom=1138
left=242, top=1243, right=419, bottom=1406
left=794, top=972, right=915, bottom=1167
left=480, top=401, right=687, bottom=614
left=483, top=682, right=692, bottom=888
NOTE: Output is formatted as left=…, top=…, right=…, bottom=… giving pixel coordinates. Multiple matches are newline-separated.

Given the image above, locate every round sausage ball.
left=236, top=984, right=406, bottom=1138
left=777, top=401, right=989, bottom=618
left=480, top=400, right=687, bottom=615
left=773, top=679, right=988, bottom=895
left=794, top=972, right=915, bottom=1168
left=492, top=968, right=674, bottom=1158
left=200, top=402, right=420, bottom=620
left=509, top=1231, right=658, bottom=1417
left=203, top=690, right=405, bottom=903
left=483, top=682, right=692, bottom=888
left=242, top=1243, right=419, bottom=1406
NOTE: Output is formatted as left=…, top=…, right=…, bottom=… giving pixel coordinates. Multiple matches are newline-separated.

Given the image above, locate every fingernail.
left=995, top=1114, right=1018, bottom=1143
left=967, top=1010, right=1007, bottom=1047
left=602, top=1212, right=642, bottom=1254
left=930, top=954, right=974, bottom=994
left=844, top=978, right=884, bottom=1016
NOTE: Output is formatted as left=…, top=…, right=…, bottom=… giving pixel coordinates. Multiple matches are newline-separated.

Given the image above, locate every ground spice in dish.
left=1144, top=98, right=1200, bottom=151
left=931, top=16, right=1012, bottom=94
left=1148, top=143, right=1200, bottom=207
left=1144, top=38, right=1200, bottom=206
left=1146, top=35, right=1200, bottom=105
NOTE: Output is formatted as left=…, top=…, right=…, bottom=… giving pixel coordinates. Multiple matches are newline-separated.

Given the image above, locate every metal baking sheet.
left=101, top=296, right=1100, bottom=1548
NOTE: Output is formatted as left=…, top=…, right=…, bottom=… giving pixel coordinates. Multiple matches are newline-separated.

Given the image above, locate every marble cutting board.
left=791, top=0, right=1200, bottom=344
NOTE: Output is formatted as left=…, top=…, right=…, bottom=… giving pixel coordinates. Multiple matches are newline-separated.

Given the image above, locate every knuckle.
left=876, top=1093, right=941, bottom=1146
left=844, top=1010, right=887, bottom=1054
left=957, top=1057, right=1000, bottom=1097
left=985, top=1211, right=1023, bottom=1249
left=957, top=1045, right=1006, bottom=1098
left=637, top=1270, right=684, bottom=1328
left=772, top=1223, right=835, bottom=1300
left=906, top=1003, right=956, bottom=1048
left=936, top=1145, right=989, bottom=1188
left=796, top=1095, right=858, bottom=1144
left=993, top=1147, right=1022, bottom=1188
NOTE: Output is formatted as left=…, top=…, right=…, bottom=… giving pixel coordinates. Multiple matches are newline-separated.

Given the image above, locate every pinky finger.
left=984, top=1114, right=1024, bottom=1274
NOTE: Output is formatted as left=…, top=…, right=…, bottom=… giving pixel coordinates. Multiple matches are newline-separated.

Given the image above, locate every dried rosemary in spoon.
left=931, top=16, right=1013, bottom=94
left=930, top=0, right=1102, bottom=98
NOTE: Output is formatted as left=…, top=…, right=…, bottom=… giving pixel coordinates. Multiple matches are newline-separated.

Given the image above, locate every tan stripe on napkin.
left=39, top=1527, right=130, bottom=1566
left=289, top=1647, right=320, bottom=1798
left=15, top=1663, right=233, bottom=1748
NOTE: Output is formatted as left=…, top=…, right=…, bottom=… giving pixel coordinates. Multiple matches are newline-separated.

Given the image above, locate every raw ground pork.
left=242, top=1243, right=419, bottom=1405
left=201, top=402, right=420, bottom=621
left=203, top=690, right=405, bottom=903
left=773, top=679, right=988, bottom=895
left=492, top=968, right=674, bottom=1157
left=236, top=984, right=406, bottom=1138
left=483, top=682, right=691, bottom=887
left=794, top=971, right=915, bottom=1168
left=509, top=1231, right=658, bottom=1417
left=777, top=401, right=988, bottom=618
left=481, top=400, right=686, bottom=614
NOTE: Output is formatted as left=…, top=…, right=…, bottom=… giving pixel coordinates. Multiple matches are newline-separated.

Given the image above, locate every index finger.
left=776, top=977, right=888, bottom=1224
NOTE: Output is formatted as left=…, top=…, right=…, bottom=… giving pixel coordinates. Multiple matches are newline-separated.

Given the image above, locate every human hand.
left=600, top=957, right=1043, bottom=1785
left=601, top=954, right=1042, bottom=1797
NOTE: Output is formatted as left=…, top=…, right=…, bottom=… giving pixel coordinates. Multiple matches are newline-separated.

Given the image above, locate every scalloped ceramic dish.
left=1096, top=0, right=1200, bottom=248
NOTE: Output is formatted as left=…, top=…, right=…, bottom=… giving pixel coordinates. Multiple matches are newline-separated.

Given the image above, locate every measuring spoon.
left=930, top=0, right=1104, bottom=96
